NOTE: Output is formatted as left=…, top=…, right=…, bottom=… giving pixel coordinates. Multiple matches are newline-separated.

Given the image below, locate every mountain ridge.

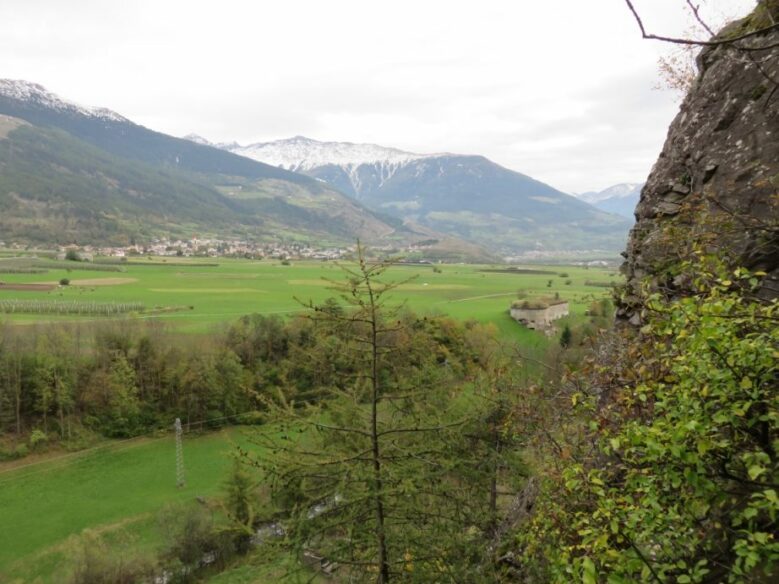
left=0, top=81, right=440, bottom=250
left=576, top=183, right=643, bottom=219
left=0, top=79, right=127, bottom=123
left=190, top=134, right=633, bottom=253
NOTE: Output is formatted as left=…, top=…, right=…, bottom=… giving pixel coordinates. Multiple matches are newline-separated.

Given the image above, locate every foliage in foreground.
left=518, top=257, right=778, bottom=582
left=245, top=250, right=528, bottom=582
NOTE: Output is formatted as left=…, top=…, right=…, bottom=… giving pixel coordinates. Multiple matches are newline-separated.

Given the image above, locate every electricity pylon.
left=175, top=417, right=186, bottom=488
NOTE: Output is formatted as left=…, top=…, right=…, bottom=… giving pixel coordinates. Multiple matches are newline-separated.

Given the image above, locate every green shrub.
left=29, top=429, right=48, bottom=450
left=521, top=261, right=779, bottom=582
left=68, top=530, right=156, bottom=584
left=559, top=324, right=572, bottom=348
left=60, top=278, right=70, bottom=286
left=159, top=504, right=234, bottom=570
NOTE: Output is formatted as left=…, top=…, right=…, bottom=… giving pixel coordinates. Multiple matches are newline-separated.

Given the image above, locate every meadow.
left=0, top=256, right=618, bottom=341
left=0, top=256, right=619, bottom=581
left=0, top=428, right=253, bottom=581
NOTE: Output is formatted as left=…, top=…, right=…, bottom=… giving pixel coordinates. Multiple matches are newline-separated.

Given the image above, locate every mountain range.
left=189, top=135, right=633, bottom=254
left=0, top=79, right=633, bottom=257
left=0, top=80, right=446, bottom=251
left=577, top=183, right=643, bottom=219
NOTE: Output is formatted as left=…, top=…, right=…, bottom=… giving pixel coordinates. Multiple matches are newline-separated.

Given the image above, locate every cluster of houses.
left=504, top=250, right=617, bottom=268
left=46, top=239, right=353, bottom=261
left=3, top=236, right=452, bottom=262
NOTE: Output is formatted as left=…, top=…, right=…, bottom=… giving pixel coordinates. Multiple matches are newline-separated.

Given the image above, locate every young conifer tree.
left=247, top=244, right=499, bottom=582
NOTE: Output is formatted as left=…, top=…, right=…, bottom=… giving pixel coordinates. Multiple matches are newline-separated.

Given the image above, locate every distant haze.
left=0, top=0, right=756, bottom=192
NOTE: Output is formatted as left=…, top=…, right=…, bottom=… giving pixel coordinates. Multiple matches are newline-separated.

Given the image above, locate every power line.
left=0, top=409, right=260, bottom=485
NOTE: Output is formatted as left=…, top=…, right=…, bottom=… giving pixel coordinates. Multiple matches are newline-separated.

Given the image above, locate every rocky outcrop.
left=620, top=16, right=779, bottom=323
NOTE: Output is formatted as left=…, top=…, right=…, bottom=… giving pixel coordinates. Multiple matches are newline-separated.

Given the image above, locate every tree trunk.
left=367, top=275, right=391, bottom=583
left=489, top=426, right=501, bottom=535
left=14, top=357, right=21, bottom=436
left=55, top=372, right=65, bottom=439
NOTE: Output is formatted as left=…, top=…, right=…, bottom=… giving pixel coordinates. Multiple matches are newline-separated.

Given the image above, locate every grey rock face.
left=620, top=26, right=779, bottom=321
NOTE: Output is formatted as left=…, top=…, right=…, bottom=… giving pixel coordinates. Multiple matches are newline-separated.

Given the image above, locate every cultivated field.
left=0, top=256, right=619, bottom=342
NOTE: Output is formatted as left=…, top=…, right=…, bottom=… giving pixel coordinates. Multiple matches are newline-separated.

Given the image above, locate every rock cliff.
left=620, top=8, right=779, bottom=323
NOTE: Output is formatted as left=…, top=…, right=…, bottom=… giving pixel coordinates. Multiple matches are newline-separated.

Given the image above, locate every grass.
left=0, top=257, right=618, bottom=581
left=0, top=427, right=255, bottom=581
left=207, top=551, right=327, bottom=584
left=0, top=257, right=617, bottom=343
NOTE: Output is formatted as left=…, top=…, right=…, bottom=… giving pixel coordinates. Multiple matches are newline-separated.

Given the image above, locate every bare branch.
left=624, top=0, right=779, bottom=48
left=686, top=0, right=715, bottom=36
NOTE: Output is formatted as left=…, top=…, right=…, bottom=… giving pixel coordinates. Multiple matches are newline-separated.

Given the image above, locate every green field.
left=0, top=428, right=254, bottom=581
left=0, top=257, right=618, bottom=581
left=0, top=257, right=618, bottom=341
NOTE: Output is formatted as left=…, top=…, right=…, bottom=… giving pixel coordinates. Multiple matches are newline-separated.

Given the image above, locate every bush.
left=60, top=278, right=70, bottom=286
left=521, top=261, right=779, bottom=582
left=159, top=504, right=235, bottom=571
left=0, top=444, right=29, bottom=461
left=29, top=429, right=48, bottom=450
left=65, top=249, right=80, bottom=262
left=68, top=530, right=156, bottom=584
left=280, top=259, right=291, bottom=266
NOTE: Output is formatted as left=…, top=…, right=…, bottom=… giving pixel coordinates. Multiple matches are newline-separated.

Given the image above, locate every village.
left=0, top=237, right=446, bottom=263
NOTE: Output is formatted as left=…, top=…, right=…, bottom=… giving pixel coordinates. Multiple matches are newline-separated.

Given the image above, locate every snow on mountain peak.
left=183, top=133, right=213, bottom=146
left=0, top=79, right=127, bottom=122
left=577, top=182, right=644, bottom=204
left=221, top=136, right=444, bottom=172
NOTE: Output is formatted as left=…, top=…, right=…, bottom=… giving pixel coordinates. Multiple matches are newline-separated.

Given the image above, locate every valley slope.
left=0, top=81, right=422, bottom=248
left=205, top=135, right=633, bottom=254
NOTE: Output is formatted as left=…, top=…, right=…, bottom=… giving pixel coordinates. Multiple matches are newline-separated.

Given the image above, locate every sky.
left=0, top=0, right=757, bottom=193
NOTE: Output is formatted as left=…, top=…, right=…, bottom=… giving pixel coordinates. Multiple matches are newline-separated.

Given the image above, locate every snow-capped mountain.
left=227, top=135, right=441, bottom=171
left=183, top=133, right=240, bottom=150
left=0, top=80, right=414, bottom=248
left=182, top=133, right=213, bottom=146
left=578, top=183, right=643, bottom=205
left=197, top=135, right=446, bottom=196
left=0, top=79, right=127, bottom=122
left=187, top=134, right=632, bottom=253
left=576, top=183, right=643, bottom=219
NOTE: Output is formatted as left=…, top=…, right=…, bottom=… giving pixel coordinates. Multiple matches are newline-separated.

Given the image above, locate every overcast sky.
left=1, top=0, right=756, bottom=193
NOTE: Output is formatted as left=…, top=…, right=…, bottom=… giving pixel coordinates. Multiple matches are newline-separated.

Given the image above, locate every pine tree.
left=246, top=244, right=494, bottom=582
left=559, top=324, right=572, bottom=348
left=223, top=457, right=256, bottom=554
